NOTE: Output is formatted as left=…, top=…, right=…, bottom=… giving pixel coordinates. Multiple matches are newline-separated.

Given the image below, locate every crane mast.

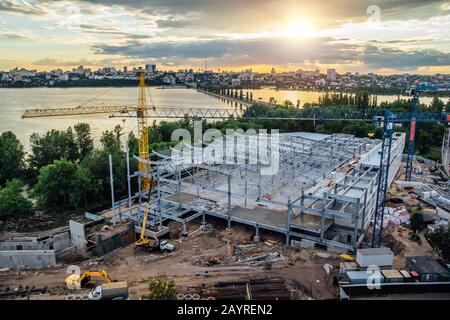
left=137, top=72, right=151, bottom=191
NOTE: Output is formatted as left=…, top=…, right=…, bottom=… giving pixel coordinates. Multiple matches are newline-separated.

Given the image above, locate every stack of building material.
left=371, top=207, right=409, bottom=227
left=201, top=279, right=291, bottom=300
left=339, top=262, right=358, bottom=275
left=381, top=269, right=404, bottom=283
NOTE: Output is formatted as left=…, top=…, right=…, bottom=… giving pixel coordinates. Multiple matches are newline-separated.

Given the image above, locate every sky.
left=1, top=0, right=450, bottom=74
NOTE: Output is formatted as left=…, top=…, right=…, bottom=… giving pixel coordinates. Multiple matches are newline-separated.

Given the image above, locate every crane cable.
left=78, top=86, right=115, bottom=108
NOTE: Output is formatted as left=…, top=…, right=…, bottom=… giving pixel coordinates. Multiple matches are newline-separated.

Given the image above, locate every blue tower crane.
left=405, top=84, right=439, bottom=181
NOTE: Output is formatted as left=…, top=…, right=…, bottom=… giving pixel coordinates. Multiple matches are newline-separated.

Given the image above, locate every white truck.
left=159, top=240, right=175, bottom=252
left=88, top=281, right=129, bottom=300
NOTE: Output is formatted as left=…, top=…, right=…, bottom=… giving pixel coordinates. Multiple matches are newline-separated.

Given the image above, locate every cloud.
left=92, top=36, right=450, bottom=70
left=362, top=45, right=450, bottom=69
left=0, top=0, right=47, bottom=15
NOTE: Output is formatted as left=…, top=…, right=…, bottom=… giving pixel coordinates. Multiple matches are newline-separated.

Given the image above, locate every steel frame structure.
left=23, top=102, right=449, bottom=247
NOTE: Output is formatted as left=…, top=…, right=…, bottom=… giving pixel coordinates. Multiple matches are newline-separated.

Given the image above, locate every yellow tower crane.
left=21, top=71, right=151, bottom=190
left=137, top=72, right=151, bottom=191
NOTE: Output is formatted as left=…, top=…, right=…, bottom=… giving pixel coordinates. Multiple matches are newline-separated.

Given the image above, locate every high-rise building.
left=145, top=64, right=156, bottom=76
left=327, top=68, right=336, bottom=81
left=123, top=66, right=128, bottom=73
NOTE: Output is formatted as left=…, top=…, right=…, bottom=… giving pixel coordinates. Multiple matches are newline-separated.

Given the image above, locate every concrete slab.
left=164, top=192, right=200, bottom=204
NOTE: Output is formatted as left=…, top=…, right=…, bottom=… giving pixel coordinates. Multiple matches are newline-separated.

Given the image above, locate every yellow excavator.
left=339, top=253, right=356, bottom=262
left=65, top=269, right=113, bottom=290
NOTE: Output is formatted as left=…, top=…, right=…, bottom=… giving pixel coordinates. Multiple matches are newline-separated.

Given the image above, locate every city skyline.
left=1, top=1, right=450, bottom=74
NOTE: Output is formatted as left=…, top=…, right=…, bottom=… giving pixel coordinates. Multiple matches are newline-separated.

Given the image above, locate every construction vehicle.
left=339, top=253, right=355, bottom=262
left=88, top=281, right=129, bottom=300
left=65, top=269, right=113, bottom=290
left=159, top=239, right=175, bottom=252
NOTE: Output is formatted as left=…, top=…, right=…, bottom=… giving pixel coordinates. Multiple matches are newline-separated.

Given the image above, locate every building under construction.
left=110, top=130, right=406, bottom=253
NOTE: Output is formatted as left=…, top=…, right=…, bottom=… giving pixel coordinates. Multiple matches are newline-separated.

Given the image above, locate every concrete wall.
left=0, top=250, right=56, bottom=268
left=69, top=220, right=88, bottom=255
left=52, top=232, right=71, bottom=252
left=96, top=224, right=135, bottom=257
left=0, top=233, right=71, bottom=253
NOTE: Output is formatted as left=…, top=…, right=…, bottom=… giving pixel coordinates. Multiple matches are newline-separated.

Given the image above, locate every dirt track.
left=0, top=228, right=337, bottom=300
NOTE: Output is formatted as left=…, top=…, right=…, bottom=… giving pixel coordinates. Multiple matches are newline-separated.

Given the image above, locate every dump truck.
left=88, top=281, right=129, bottom=300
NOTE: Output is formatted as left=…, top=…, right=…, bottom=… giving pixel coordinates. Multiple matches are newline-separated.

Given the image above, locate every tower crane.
left=22, top=72, right=151, bottom=190
left=405, top=83, right=440, bottom=181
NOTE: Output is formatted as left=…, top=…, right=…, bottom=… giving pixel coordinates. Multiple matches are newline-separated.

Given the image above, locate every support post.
left=286, top=197, right=292, bottom=246
left=320, top=193, right=326, bottom=243
left=177, top=165, right=182, bottom=210
left=352, top=198, right=360, bottom=249
left=157, top=165, right=162, bottom=229
left=109, top=154, right=116, bottom=226
left=126, top=141, right=132, bottom=217
left=254, top=224, right=260, bottom=242
left=227, top=174, right=231, bottom=229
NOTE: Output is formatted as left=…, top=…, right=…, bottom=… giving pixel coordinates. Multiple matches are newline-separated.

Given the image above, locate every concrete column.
left=353, top=198, right=361, bottom=249
left=300, top=188, right=304, bottom=215
left=360, top=189, right=368, bottom=235
left=244, top=179, right=248, bottom=208
left=254, top=224, right=260, bottom=242
left=320, top=193, right=326, bottom=243
left=286, top=198, right=292, bottom=246
left=182, top=222, right=188, bottom=236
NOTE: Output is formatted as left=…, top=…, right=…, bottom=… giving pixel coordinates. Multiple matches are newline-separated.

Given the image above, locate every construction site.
left=1, top=76, right=450, bottom=300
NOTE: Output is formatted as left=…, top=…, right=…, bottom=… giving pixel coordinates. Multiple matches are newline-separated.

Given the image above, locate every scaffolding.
left=110, top=131, right=406, bottom=252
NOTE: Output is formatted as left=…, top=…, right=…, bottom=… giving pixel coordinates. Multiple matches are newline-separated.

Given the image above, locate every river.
left=1, top=87, right=449, bottom=150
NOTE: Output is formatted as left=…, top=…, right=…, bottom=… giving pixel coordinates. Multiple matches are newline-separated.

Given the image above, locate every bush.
left=147, top=277, right=176, bottom=300
left=33, top=160, right=95, bottom=212
left=409, top=232, right=422, bottom=245
left=410, top=211, right=424, bottom=232
left=0, top=179, right=33, bottom=219
left=426, top=227, right=450, bottom=261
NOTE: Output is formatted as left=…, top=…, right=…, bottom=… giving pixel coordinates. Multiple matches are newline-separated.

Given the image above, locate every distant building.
left=327, top=69, right=336, bottom=81
left=145, top=64, right=156, bottom=77
left=231, top=78, right=241, bottom=86
left=123, top=66, right=128, bottom=73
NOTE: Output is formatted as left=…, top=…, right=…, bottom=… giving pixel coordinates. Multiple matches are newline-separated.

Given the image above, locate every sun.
left=283, top=20, right=314, bottom=38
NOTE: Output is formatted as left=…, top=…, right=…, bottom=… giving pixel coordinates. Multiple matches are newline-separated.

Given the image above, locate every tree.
left=0, top=131, right=25, bottom=185
left=147, top=277, right=176, bottom=300
left=430, top=97, right=444, bottom=113
left=0, top=179, right=33, bottom=219
left=410, top=211, right=424, bottom=232
left=74, top=123, right=94, bottom=159
left=33, top=160, right=95, bottom=211
left=82, top=146, right=127, bottom=202
left=29, top=129, right=78, bottom=171
left=426, top=227, right=450, bottom=261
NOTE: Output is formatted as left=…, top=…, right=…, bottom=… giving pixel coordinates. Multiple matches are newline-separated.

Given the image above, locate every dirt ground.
left=0, top=222, right=338, bottom=300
